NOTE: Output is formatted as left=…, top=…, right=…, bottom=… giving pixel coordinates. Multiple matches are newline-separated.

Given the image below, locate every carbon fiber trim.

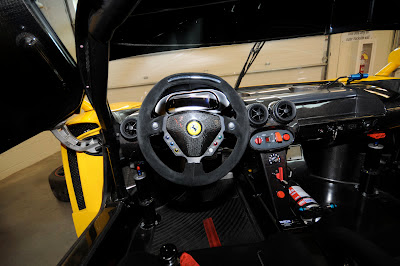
left=67, top=148, right=86, bottom=210
left=166, top=112, right=221, bottom=157
left=149, top=184, right=264, bottom=254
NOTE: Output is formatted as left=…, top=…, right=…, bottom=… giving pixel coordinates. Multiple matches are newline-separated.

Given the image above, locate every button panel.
left=250, top=129, right=294, bottom=151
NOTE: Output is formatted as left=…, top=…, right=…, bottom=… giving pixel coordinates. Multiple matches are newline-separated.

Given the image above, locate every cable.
left=318, top=76, right=347, bottom=90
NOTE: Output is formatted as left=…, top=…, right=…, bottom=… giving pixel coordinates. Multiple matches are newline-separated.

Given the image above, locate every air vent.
left=247, top=103, right=269, bottom=126
left=120, top=117, right=137, bottom=140
left=271, top=100, right=296, bottom=124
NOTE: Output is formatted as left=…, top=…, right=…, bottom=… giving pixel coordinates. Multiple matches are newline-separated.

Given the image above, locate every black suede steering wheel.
left=137, top=73, right=249, bottom=186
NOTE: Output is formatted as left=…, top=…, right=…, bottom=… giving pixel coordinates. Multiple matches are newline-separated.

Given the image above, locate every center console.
left=249, top=127, right=335, bottom=229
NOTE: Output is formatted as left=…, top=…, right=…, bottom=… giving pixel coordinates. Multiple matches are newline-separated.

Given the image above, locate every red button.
left=275, top=132, right=283, bottom=143
left=283, top=133, right=290, bottom=141
left=254, top=137, right=262, bottom=145
left=277, top=191, right=285, bottom=198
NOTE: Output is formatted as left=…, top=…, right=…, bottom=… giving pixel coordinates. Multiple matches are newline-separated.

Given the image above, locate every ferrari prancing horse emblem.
left=187, top=121, right=202, bottom=136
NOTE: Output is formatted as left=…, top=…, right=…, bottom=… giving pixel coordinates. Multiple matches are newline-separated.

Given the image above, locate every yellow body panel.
left=375, top=48, right=400, bottom=77
left=80, top=100, right=93, bottom=112
left=62, top=101, right=141, bottom=236
left=337, top=75, right=399, bottom=85
left=66, top=109, right=100, bottom=126
left=66, top=101, right=142, bottom=126
left=61, top=145, right=104, bottom=236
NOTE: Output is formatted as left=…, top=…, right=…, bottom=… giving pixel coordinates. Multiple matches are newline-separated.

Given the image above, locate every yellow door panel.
left=61, top=145, right=104, bottom=237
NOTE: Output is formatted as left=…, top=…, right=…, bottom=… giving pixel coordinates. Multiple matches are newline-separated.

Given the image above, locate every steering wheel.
left=137, top=73, right=249, bottom=186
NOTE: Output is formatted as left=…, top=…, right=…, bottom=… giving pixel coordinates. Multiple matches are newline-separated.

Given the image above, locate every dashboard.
left=240, top=83, right=400, bottom=142
left=117, top=81, right=400, bottom=156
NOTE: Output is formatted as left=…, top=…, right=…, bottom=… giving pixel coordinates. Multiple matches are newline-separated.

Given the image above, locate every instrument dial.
left=268, top=153, right=281, bottom=164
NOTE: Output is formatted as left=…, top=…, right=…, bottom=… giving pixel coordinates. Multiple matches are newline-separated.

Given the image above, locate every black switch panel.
left=250, top=129, right=294, bottom=151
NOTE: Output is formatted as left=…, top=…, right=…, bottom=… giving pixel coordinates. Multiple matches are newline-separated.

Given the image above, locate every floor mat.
left=148, top=189, right=264, bottom=254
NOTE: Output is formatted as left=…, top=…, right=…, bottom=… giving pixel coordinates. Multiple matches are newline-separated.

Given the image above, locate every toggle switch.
left=275, top=132, right=283, bottom=143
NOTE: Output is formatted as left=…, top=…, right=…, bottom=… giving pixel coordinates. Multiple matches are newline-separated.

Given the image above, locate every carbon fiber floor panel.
left=148, top=189, right=264, bottom=254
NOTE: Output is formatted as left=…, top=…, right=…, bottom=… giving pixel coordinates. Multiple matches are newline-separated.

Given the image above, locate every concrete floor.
left=0, top=153, right=76, bottom=266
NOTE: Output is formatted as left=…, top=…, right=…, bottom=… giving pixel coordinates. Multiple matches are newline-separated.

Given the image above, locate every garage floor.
left=0, top=153, right=76, bottom=266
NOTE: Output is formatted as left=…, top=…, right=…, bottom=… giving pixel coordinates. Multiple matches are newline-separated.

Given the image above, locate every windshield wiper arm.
left=234, top=41, right=265, bottom=90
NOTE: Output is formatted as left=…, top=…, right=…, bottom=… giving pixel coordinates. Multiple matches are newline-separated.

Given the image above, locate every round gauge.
left=268, top=153, right=281, bottom=164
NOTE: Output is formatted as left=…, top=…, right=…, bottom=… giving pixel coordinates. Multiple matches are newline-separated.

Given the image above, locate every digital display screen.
left=166, top=91, right=219, bottom=113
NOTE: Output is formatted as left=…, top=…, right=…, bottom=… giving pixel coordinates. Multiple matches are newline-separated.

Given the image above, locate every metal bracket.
left=51, top=121, right=101, bottom=153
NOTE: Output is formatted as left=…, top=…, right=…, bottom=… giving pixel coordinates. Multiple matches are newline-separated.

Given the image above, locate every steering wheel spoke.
left=183, top=161, right=205, bottom=177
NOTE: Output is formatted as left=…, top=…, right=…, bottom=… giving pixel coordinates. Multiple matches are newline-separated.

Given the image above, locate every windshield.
left=107, top=30, right=399, bottom=103
left=39, top=0, right=400, bottom=104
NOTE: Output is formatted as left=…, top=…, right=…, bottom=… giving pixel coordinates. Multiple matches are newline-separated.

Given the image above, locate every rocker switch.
left=275, top=167, right=283, bottom=181
left=275, top=132, right=283, bottom=143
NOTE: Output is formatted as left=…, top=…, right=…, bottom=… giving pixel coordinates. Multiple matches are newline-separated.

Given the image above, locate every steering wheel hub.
left=164, top=111, right=222, bottom=159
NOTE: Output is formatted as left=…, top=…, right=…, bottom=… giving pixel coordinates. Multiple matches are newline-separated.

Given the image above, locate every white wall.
left=327, top=30, right=396, bottom=79
left=107, top=35, right=328, bottom=102
left=37, top=0, right=76, bottom=60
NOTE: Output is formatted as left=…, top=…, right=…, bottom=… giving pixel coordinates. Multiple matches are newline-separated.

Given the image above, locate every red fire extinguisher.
left=359, top=52, right=368, bottom=73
